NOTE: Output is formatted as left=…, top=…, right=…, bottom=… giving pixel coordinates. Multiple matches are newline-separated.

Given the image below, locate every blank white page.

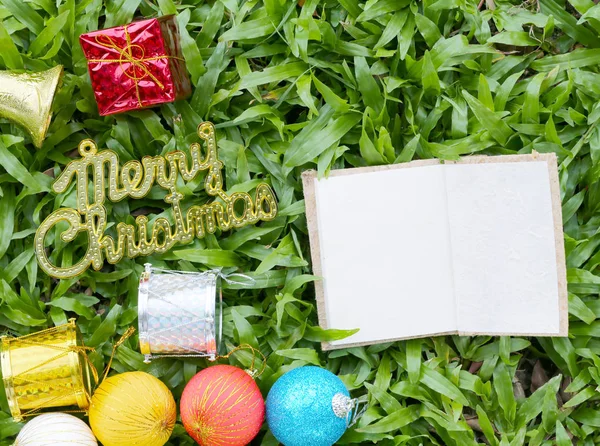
left=312, top=165, right=457, bottom=347
left=445, top=161, right=561, bottom=335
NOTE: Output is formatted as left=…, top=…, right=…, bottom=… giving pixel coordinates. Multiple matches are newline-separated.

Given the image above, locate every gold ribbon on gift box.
left=87, top=24, right=184, bottom=108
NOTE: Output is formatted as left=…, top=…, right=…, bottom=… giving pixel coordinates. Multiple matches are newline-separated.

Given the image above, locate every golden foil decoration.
left=0, top=319, right=96, bottom=422
left=0, top=65, right=63, bottom=148
left=35, top=121, right=278, bottom=279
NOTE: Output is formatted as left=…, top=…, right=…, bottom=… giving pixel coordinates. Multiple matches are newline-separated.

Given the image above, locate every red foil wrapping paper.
left=79, top=16, right=191, bottom=116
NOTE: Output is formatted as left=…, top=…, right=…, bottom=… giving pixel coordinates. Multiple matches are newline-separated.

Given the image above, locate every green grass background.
left=1, top=0, right=600, bottom=444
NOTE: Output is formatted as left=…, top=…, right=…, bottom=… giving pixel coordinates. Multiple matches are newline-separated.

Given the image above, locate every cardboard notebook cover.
left=302, top=153, right=568, bottom=351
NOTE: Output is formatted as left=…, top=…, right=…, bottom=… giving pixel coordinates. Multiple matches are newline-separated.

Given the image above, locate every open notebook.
left=303, top=154, right=568, bottom=350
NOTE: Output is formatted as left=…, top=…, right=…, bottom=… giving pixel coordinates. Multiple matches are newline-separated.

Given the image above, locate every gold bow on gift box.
left=87, top=28, right=183, bottom=108
left=80, top=16, right=191, bottom=115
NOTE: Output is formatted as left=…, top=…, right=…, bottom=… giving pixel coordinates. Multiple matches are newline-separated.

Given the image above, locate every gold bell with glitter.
left=0, top=65, right=63, bottom=148
left=0, top=318, right=96, bottom=422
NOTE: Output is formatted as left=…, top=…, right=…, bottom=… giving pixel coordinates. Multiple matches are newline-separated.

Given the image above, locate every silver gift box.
left=138, top=264, right=222, bottom=363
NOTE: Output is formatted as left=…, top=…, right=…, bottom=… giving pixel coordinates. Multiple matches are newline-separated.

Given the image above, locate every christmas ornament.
left=266, top=366, right=362, bottom=446
left=35, top=121, right=278, bottom=279
left=0, top=65, right=63, bottom=147
left=139, top=264, right=223, bottom=363
left=0, top=319, right=96, bottom=422
left=89, top=371, right=176, bottom=446
left=181, top=364, right=265, bottom=446
left=14, top=413, right=97, bottom=446
left=79, top=16, right=191, bottom=115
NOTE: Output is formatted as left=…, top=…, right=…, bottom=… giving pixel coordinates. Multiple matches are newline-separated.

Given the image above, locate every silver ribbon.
left=149, top=265, right=255, bottom=287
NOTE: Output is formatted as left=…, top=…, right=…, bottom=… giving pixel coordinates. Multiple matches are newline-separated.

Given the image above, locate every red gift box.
left=79, top=16, right=191, bottom=116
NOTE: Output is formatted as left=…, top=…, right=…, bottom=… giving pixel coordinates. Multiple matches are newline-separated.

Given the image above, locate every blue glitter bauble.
left=266, top=366, right=350, bottom=446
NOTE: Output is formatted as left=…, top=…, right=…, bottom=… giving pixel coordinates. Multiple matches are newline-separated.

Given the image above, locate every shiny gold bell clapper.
left=138, top=263, right=223, bottom=363
left=0, top=319, right=94, bottom=422
left=0, top=65, right=63, bottom=148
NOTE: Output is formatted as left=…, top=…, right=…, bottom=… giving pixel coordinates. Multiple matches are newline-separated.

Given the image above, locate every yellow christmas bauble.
left=89, top=371, right=176, bottom=446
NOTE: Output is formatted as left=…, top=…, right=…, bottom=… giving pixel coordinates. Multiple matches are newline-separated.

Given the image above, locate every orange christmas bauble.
left=181, top=365, right=264, bottom=446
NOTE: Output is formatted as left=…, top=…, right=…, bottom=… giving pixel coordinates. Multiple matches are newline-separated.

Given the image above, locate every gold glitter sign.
left=35, top=122, right=278, bottom=279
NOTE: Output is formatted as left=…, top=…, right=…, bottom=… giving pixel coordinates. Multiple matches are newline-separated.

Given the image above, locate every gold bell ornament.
left=0, top=318, right=96, bottom=422
left=0, top=65, right=63, bottom=148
